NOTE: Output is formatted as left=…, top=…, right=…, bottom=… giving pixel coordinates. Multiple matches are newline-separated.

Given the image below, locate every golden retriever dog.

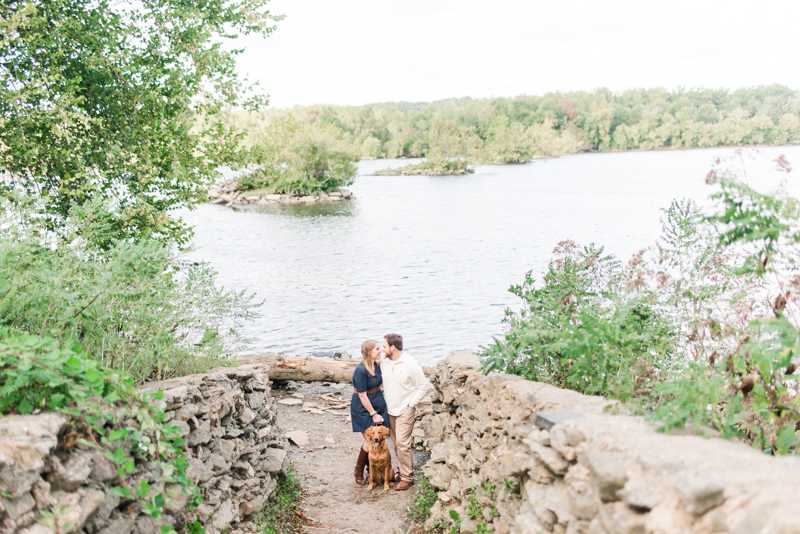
left=365, top=426, right=395, bottom=491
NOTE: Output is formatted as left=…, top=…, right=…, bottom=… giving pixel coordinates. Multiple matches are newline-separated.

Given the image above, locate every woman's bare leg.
left=361, top=432, right=370, bottom=452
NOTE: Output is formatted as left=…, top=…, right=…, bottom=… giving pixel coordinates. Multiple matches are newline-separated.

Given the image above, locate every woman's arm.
left=357, top=392, right=383, bottom=424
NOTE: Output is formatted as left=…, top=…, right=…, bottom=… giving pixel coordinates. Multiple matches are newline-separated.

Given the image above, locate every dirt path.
left=273, top=381, right=428, bottom=534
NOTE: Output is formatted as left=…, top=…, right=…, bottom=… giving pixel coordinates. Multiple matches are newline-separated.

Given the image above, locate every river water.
left=179, top=146, right=800, bottom=365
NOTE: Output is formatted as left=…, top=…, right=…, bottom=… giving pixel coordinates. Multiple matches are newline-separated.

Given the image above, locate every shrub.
left=482, top=150, right=800, bottom=454
left=481, top=241, right=676, bottom=402
left=0, top=195, right=259, bottom=384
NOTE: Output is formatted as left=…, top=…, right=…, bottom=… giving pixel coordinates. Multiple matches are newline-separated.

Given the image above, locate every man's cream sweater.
left=380, top=352, right=431, bottom=417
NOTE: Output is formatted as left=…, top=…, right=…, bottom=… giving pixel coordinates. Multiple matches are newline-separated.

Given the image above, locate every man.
left=380, top=333, right=431, bottom=490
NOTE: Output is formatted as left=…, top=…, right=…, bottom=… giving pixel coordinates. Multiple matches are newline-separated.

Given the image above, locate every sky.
left=232, top=0, right=800, bottom=109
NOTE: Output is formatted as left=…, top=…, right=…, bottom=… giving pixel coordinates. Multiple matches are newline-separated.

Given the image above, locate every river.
left=179, top=145, right=800, bottom=365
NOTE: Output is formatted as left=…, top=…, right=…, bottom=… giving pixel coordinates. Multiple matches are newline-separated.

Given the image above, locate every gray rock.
left=584, top=451, right=627, bottom=502
left=332, top=351, right=350, bottom=360
left=0, top=465, right=41, bottom=497
left=567, top=486, right=598, bottom=521
left=212, top=499, right=238, bottom=529
left=84, top=491, right=120, bottom=532
left=617, top=480, right=663, bottom=511
left=278, top=398, right=302, bottom=406
left=1, top=491, right=35, bottom=520
left=497, top=445, right=531, bottom=477
left=248, top=391, right=266, bottom=410
left=445, top=351, right=480, bottom=368
left=50, top=451, right=94, bottom=491
left=171, top=420, right=191, bottom=439
left=94, top=513, right=136, bottom=534
left=460, top=518, right=479, bottom=534
left=524, top=439, right=570, bottom=475
left=671, top=470, right=724, bottom=516
left=286, top=430, right=309, bottom=446
left=188, top=419, right=212, bottom=446
left=165, top=483, right=190, bottom=514
left=239, top=408, right=257, bottom=425
left=89, top=454, right=117, bottom=482
left=264, top=448, right=287, bottom=474
left=534, top=410, right=585, bottom=431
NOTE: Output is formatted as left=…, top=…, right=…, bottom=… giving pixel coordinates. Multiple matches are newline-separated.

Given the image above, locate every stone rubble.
left=418, top=352, right=800, bottom=534
left=0, top=364, right=290, bottom=534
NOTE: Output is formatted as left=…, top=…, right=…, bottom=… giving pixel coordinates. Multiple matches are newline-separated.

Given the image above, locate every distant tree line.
left=228, top=85, right=800, bottom=166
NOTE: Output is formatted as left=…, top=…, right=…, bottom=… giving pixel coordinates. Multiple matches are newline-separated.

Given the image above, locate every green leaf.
left=775, top=425, right=798, bottom=455
left=449, top=510, right=461, bottom=521
left=108, top=429, right=129, bottom=441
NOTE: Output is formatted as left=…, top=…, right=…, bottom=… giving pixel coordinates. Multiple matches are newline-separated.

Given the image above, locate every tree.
left=0, top=0, right=281, bottom=246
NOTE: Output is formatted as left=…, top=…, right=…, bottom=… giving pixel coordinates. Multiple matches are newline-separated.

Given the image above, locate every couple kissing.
left=350, top=333, right=431, bottom=490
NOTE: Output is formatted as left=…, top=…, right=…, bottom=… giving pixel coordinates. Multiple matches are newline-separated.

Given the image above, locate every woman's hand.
left=372, top=413, right=383, bottom=424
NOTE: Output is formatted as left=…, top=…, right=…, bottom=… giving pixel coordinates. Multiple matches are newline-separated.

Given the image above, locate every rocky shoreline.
left=207, top=180, right=353, bottom=207
left=371, top=167, right=475, bottom=176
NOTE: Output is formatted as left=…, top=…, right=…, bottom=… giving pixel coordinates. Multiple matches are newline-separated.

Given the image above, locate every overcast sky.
left=232, top=0, right=800, bottom=109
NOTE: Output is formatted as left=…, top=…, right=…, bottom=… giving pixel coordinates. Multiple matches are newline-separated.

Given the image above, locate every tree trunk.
left=238, top=353, right=434, bottom=383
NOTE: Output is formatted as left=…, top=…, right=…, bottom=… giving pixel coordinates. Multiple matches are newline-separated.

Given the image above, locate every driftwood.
left=238, top=353, right=358, bottom=383
left=238, top=352, right=435, bottom=383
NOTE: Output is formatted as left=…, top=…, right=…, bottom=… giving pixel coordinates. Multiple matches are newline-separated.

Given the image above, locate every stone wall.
left=419, top=352, right=800, bottom=534
left=0, top=363, right=288, bottom=534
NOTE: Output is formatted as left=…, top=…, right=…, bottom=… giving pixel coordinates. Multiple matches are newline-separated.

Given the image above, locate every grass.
left=408, top=475, right=440, bottom=525
left=406, top=476, right=462, bottom=534
left=254, top=465, right=306, bottom=534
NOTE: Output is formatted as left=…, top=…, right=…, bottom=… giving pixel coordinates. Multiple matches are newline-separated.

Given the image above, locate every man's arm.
left=407, top=363, right=432, bottom=408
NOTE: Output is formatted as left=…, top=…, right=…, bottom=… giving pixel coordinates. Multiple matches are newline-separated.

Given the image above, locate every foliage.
left=225, top=85, right=800, bottom=165
left=254, top=465, right=304, bottom=534
left=0, top=0, right=281, bottom=246
left=482, top=150, right=800, bottom=455
left=0, top=194, right=259, bottom=384
left=408, top=475, right=440, bottom=525
left=481, top=241, right=676, bottom=403
left=237, top=114, right=358, bottom=195
left=0, top=327, right=202, bottom=532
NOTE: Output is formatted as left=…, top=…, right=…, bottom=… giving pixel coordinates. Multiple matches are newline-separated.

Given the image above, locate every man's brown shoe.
left=395, top=479, right=414, bottom=491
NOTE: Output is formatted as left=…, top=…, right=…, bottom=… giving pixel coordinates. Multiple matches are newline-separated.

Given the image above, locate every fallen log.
left=238, top=352, right=436, bottom=383
left=238, top=353, right=357, bottom=383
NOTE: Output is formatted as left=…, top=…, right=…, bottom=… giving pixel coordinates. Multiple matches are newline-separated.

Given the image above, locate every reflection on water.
left=180, top=146, right=800, bottom=365
left=242, top=202, right=357, bottom=218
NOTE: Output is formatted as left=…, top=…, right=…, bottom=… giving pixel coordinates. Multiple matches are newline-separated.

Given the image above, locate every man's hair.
left=384, top=333, right=403, bottom=352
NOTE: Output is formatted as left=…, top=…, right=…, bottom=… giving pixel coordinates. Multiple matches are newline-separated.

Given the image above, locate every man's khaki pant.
left=389, top=406, right=416, bottom=482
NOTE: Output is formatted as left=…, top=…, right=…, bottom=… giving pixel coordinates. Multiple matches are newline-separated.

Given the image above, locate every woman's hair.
left=361, top=339, right=379, bottom=376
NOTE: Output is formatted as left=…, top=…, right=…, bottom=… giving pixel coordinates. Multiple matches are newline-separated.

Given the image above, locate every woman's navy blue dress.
left=351, top=362, right=390, bottom=432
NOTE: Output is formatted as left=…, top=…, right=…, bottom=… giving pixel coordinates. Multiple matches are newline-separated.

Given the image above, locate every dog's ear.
left=381, top=426, right=390, bottom=438
left=366, top=427, right=374, bottom=438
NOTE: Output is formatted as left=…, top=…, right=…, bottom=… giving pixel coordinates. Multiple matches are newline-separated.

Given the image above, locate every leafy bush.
left=0, top=195, right=259, bottom=384
left=482, top=241, right=676, bottom=402
left=482, top=150, right=800, bottom=454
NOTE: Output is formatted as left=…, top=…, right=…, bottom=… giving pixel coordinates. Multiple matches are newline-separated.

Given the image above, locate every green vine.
left=0, top=327, right=203, bottom=533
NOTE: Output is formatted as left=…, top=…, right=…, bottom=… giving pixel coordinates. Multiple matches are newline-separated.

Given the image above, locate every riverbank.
left=208, top=179, right=353, bottom=206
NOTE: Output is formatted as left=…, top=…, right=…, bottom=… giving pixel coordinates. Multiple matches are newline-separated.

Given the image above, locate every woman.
left=351, top=339, right=390, bottom=485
